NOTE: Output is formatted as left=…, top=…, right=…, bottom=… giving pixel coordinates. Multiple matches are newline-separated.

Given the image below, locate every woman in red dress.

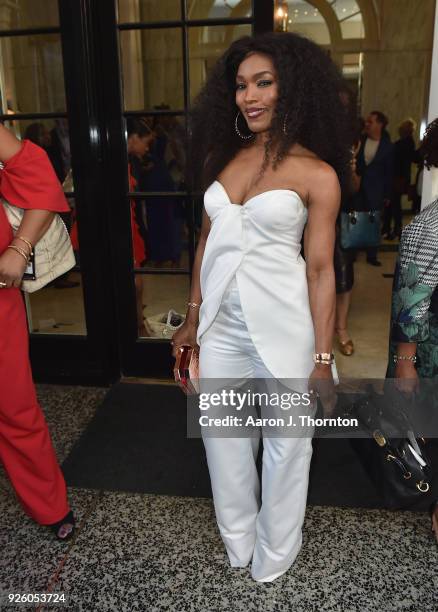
left=0, top=124, right=75, bottom=540
left=70, top=118, right=152, bottom=335
left=127, top=118, right=155, bottom=336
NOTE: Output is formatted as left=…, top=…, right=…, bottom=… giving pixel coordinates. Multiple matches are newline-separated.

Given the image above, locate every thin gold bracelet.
left=393, top=354, right=417, bottom=363
left=313, top=352, right=334, bottom=365
left=7, top=244, right=29, bottom=263
left=15, top=235, right=33, bottom=255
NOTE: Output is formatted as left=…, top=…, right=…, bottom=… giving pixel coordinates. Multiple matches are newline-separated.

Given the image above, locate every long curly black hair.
left=188, top=31, right=355, bottom=195
left=420, top=117, right=438, bottom=169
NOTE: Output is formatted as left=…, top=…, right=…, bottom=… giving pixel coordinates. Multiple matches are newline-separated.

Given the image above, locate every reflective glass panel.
left=1, top=119, right=84, bottom=334
left=126, top=116, right=190, bottom=274
left=26, top=271, right=87, bottom=335
left=117, top=0, right=181, bottom=22
left=329, top=0, right=361, bottom=21
left=188, top=24, right=252, bottom=102
left=125, top=114, right=186, bottom=191
left=130, top=196, right=190, bottom=271
left=186, top=0, right=252, bottom=20
left=0, top=34, right=66, bottom=114
left=139, top=273, right=191, bottom=339
left=0, top=0, right=59, bottom=29
left=24, top=181, right=85, bottom=334
left=285, top=1, right=330, bottom=45
left=120, top=28, right=184, bottom=111
left=4, top=118, right=72, bottom=184
left=126, top=115, right=190, bottom=270
left=340, top=15, right=365, bottom=39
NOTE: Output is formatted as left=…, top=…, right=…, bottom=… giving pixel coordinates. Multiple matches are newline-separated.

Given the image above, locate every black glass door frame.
left=94, top=0, right=273, bottom=378
left=0, top=1, right=119, bottom=385
left=27, top=0, right=273, bottom=383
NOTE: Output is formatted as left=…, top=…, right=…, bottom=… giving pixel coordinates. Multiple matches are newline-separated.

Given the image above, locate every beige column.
left=0, top=1, right=15, bottom=113
left=119, top=0, right=145, bottom=110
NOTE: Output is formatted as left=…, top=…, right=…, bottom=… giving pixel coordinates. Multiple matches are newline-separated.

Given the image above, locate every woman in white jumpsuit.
left=172, top=32, right=352, bottom=582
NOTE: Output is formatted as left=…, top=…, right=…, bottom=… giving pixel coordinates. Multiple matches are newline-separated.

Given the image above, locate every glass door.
left=96, top=0, right=271, bottom=377
left=0, top=0, right=273, bottom=383
left=0, top=0, right=116, bottom=383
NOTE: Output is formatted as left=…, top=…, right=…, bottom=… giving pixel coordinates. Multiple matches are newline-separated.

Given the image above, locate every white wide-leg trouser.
left=199, top=276, right=313, bottom=582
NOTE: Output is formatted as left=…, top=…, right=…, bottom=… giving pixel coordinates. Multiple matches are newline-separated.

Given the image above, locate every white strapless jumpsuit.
left=197, top=180, right=316, bottom=583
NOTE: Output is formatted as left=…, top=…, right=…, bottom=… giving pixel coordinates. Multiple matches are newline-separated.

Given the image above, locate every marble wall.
left=422, top=0, right=438, bottom=206
left=361, top=0, right=435, bottom=143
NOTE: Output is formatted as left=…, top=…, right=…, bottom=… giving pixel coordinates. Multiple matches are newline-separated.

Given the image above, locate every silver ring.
left=0, top=281, right=7, bottom=288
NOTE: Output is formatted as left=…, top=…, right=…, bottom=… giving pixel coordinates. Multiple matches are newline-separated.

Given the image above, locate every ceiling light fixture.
left=275, top=1, right=288, bottom=32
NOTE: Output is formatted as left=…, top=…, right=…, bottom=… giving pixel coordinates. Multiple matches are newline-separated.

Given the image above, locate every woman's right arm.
left=171, top=207, right=211, bottom=356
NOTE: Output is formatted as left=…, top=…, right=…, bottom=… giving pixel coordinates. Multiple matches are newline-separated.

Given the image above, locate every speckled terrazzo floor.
left=0, top=385, right=436, bottom=612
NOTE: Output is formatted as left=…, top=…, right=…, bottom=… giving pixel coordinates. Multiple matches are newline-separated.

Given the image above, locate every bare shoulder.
left=283, top=146, right=336, bottom=178
left=288, top=153, right=338, bottom=182
left=308, top=160, right=340, bottom=195
left=281, top=150, right=339, bottom=205
left=299, top=159, right=340, bottom=215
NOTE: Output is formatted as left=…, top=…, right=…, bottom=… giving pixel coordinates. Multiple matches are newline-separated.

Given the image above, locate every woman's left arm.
left=304, top=164, right=341, bottom=382
left=0, top=210, right=55, bottom=288
left=0, top=124, right=58, bottom=287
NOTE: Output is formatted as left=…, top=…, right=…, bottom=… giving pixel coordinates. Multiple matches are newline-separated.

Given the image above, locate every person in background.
left=50, top=118, right=71, bottom=184
left=23, top=122, right=51, bottom=153
left=356, top=111, right=394, bottom=266
left=126, top=118, right=155, bottom=336
left=382, top=118, right=416, bottom=240
left=0, top=123, right=75, bottom=540
left=334, top=119, right=363, bottom=356
left=140, top=107, right=184, bottom=268
left=386, top=117, right=438, bottom=543
left=152, top=103, right=186, bottom=189
left=128, top=118, right=153, bottom=261
left=410, top=142, right=425, bottom=215
left=24, top=122, right=65, bottom=185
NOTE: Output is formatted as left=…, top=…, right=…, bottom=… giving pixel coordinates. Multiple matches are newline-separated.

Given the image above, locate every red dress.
left=128, top=163, right=146, bottom=267
left=0, top=140, right=70, bottom=524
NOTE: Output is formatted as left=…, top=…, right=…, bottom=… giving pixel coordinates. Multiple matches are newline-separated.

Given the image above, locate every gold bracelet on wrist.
left=7, top=244, right=29, bottom=263
left=313, top=352, right=334, bottom=365
left=14, top=235, right=33, bottom=255
left=393, top=354, right=416, bottom=364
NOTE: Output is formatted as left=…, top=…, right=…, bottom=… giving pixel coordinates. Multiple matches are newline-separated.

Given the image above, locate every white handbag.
left=146, top=309, right=185, bottom=338
left=2, top=199, right=76, bottom=293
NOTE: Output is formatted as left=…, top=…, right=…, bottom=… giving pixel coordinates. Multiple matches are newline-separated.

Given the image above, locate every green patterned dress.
left=387, top=199, right=438, bottom=378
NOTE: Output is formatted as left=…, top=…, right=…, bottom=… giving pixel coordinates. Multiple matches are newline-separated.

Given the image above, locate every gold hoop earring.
left=283, top=112, right=289, bottom=135
left=235, top=111, right=254, bottom=140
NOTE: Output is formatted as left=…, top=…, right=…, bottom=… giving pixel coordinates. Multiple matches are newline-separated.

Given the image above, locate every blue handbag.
left=340, top=210, right=381, bottom=249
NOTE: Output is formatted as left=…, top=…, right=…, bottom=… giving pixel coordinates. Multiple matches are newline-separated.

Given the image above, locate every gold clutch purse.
left=173, top=344, right=200, bottom=395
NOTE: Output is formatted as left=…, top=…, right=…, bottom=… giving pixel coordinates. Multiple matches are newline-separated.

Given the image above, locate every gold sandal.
left=336, top=329, right=355, bottom=356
